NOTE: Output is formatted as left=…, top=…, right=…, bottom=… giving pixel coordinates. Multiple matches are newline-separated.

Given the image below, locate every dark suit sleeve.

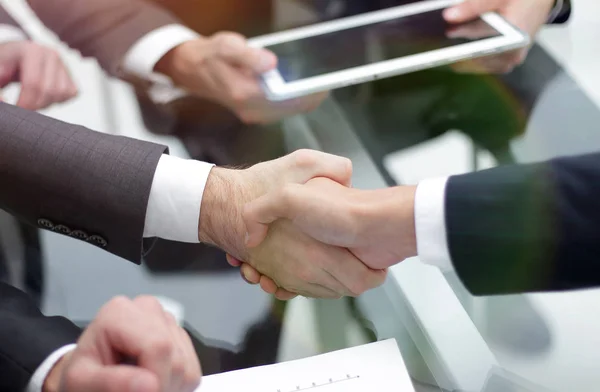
left=446, top=152, right=600, bottom=296
left=0, top=283, right=81, bottom=391
left=0, top=103, right=167, bottom=264
left=550, top=0, right=572, bottom=24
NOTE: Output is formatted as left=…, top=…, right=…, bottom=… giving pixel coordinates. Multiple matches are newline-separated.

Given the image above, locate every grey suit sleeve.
left=0, top=103, right=167, bottom=264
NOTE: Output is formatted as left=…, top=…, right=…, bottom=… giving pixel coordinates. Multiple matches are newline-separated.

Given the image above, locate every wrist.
left=369, top=186, right=418, bottom=260
left=198, top=167, right=250, bottom=259
left=42, top=351, right=72, bottom=392
left=154, top=39, right=207, bottom=89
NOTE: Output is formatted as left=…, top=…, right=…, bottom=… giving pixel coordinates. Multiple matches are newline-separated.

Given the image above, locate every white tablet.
left=249, top=0, right=529, bottom=101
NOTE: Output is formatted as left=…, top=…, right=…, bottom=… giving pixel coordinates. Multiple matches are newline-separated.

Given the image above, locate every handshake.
left=198, top=150, right=419, bottom=300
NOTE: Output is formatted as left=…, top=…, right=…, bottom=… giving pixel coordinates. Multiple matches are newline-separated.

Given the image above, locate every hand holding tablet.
left=250, top=0, right=533, bottom=101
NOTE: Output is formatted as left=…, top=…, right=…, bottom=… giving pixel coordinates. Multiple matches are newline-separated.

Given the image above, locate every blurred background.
left=1, top=1, right=599, bottom=391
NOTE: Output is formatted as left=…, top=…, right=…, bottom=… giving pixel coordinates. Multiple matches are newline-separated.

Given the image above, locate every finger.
left=66, top=358, right=160, bottom=392
left=119, top=296, right=174, bottom=391
left=444, top=0, right=504, bottom=23
left=243, top=186, right=303, bottom=248
left=207, top=59, right=265, bottom=114
left=212, top=32, right=277, bottom=73
left=226, top=254, right=242, bottom=267
left=257, top=266, right=342, bottom=299
left=258, top=276, right=297, bottom=300
left=16, top=53, right=44, bottom=110
left=296, top=284, right=343, bottom=299
left=160, top=313, right=186, bottom=392
left=324, top=250, right=388, bottom=297
left=77, top=297, right=175, bottom=391
left=36, top=53, right=61, bottom=109
left=177, top=329, right=202, bottom=392
left=285, top=149, right=353, bottom=187
left=274, top=287, right=298, bottom=301
left=163, top=312, right=201, bottom=392
left=259, top=275, right=279, bottom=295
left=240, top=263, right=261, bottom=285
left=56, top=64, right=78, bottom=101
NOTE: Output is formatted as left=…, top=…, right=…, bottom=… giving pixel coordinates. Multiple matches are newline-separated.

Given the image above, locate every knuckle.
left=149, top=337, right=173, bottom=358
left=134, top=295, right=162, bottom=309
left=171, top=356, right=186, bottom=378
left=291, top=149, right=317, bottom=170
left=105, top=296, right=131, bottom=312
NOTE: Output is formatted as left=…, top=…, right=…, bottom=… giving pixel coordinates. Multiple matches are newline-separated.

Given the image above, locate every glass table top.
left=284, top=37, right=600, bottom=392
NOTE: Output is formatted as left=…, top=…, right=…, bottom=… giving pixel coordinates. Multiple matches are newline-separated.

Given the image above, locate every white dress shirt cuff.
left=144, top=155, right=214, bottom=243
left=121, top=24, right=200, bottom=86
left=414, top=177, right=453, bottom=271
left=0, top=24, right=27, bottom=44
left=27, top=344, right=77, bottom=392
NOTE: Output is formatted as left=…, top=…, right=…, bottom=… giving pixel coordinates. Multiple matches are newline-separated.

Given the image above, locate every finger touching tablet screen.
left=249, top=0, right=529, bottom=101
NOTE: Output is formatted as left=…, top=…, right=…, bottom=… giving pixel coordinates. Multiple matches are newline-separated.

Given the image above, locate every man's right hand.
left=44, top=296, right=201, bottom=392
left=230, top=178, right=419, bottom=299
left=198, top=150, right=387, bottom=299
left=0, top=41, right=78, bottom=110
left=155, top=32, right=328, bottom=125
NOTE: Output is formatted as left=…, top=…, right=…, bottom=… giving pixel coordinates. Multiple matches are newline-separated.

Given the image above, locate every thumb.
left=243, top=186, right=303, bottom=248
left=443, top=0, right=504, bottom=23
left=214, top=33, right=277, bottom=73
left=68, top=359, right=160, bottom=392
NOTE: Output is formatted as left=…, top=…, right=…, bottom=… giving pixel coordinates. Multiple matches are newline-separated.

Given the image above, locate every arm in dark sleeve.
left=549, top=0, right=572, bottom=24
left=0, top=283, right=81, bottom=391
left=446, top=152, right=600, bottom=295
left=0, top=102, right=167, bottom=264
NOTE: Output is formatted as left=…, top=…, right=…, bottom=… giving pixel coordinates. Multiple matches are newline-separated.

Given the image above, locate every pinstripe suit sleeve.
left=0, top=102, right=167, bottom=263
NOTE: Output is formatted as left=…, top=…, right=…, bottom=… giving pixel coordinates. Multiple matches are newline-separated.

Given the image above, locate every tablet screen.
left=266, top=8, right=501, bottom=83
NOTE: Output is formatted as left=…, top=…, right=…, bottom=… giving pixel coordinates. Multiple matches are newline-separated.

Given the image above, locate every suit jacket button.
left=88, top=235, right=108, bottom=248
left=70, top=230, right=88, bottom=240
left=38, top=219, right=54, bottom=229
left=53, top=225, right=71, bottom=235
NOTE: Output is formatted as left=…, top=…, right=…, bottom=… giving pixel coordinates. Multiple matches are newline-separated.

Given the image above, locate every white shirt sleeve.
left=143, top=155, right=214, bottom=243
left=26, top=344, right=76, bottom=392
left=121, top=24, right=200, bottom=85
left=0, top=24, right=27, bottom=44
left=414, top=177, right=454, bottom=271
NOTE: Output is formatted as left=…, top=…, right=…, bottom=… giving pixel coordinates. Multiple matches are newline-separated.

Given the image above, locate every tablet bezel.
left=249, top=0, right=530, bottom=101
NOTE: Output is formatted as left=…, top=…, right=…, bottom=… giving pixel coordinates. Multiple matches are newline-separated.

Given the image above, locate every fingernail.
left=245, top=232, right=250, bottom=245
left=241, top=269, right=252, bottom=284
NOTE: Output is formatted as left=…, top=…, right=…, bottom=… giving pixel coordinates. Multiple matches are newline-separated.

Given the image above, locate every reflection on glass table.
left=282, top=40, right=600, bottom=392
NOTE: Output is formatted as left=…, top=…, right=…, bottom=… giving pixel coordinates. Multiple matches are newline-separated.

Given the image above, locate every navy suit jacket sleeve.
left=0, top=283, right=81, bottom=391
left=446, top=152, right=600, bottom=296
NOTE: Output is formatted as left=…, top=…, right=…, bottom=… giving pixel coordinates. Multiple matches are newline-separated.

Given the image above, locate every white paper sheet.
left=197, top=339, right=415, bottom=392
